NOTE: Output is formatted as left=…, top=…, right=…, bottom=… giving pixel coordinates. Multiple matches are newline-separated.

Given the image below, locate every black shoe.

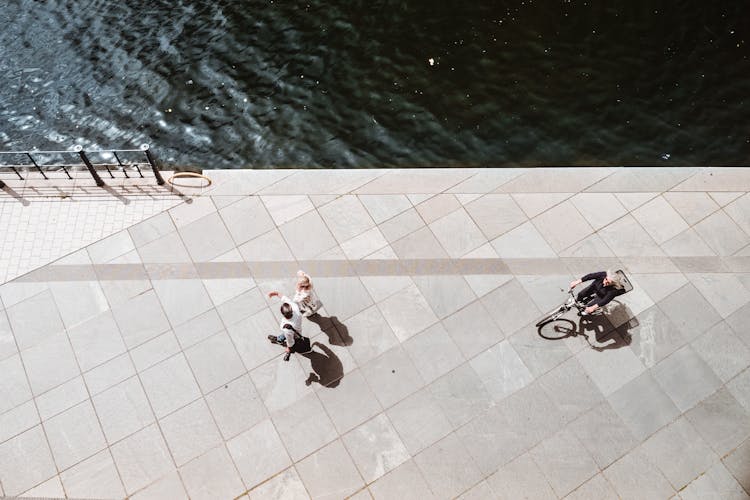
left=268, top=335, right=279, bottom=344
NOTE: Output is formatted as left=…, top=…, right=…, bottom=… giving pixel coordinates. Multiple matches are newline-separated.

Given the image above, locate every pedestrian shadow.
left=306, top=314, right=353, bottom=346
left=300, top=342, right=344, bottom=388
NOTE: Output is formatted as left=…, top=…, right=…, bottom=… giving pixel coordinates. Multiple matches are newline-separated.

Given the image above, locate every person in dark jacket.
left=569, top=270, right=625, bottom=314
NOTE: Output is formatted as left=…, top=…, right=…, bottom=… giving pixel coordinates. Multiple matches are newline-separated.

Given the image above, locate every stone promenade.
left=1, top=167, right=749, bottom=499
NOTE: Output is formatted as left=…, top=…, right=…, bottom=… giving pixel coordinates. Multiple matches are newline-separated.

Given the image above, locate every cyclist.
left=569, top=270, right=626, bottom=315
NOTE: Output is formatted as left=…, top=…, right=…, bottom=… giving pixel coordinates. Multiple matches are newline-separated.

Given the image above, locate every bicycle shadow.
left=299, top=342, right=344, bottom=388
left=306, top=314, right=353, bottom=346
left=538, top=302, right=638, bottom=351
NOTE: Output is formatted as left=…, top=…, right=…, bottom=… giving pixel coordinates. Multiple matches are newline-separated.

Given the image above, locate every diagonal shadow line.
left=1, top=184, right=30, bottom=205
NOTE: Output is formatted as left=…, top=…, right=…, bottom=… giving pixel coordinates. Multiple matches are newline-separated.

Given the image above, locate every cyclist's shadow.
left=540, top=302, right=638, bottom=351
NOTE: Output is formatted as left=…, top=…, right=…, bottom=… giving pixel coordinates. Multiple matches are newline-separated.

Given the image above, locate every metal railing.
left=0, top=144, right=165, bottom=188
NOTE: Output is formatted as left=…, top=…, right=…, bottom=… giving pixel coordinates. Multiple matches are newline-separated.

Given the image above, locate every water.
left=1, top=1, right=748, bottom=169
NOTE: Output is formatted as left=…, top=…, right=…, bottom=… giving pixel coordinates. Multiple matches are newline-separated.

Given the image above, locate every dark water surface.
left=1, top=1, right=748, bottom=168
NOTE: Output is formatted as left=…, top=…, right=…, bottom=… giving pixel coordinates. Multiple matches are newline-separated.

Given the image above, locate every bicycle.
left=535, top=270, right=633, bottom=341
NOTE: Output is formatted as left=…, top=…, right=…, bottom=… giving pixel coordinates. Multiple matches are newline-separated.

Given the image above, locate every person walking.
left=293, top=270, right=321, bottom=316
left=267, top=291, right=303, bottom=355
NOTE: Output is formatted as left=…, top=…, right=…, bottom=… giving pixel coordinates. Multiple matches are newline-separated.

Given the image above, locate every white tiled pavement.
left=0, top=167, right=749, bottom=499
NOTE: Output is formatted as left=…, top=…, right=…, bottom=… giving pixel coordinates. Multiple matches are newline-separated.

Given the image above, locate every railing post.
left=74, top=145, right=105, bottom=187
left=141, top=144, right=165, bottom=185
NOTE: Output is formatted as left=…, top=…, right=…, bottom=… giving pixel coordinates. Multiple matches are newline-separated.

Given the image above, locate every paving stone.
left=218, top=196, right=275, bottom=246
left=632, top=196, right=689, bottom=245
left=22, top=333, right=80, bottom=395
left=60, top=449, right=125, bottom=500
left=130, top=330, right=181, bottom=372
left=341, top=227, right=389, bottom=259
left=509, top=321, right=573, bottom=378
left=571, top=401, right=638, bottom=469
left=311, top=276, right=374, bottom=322
left=0, top=399, right=39, bottom=445
left=43, top=400, right=106, bottom=471
left=343, top=414, right=410, bottom=483
left=694, top=210, right=750, bottom=256
left=0, top=425, right=57, bottom=496
left=238, top=228, right=296, bottom=262
left=403, top=323, right=464, bottom=384
left=296, top=439, right=364, bottom=500
left=480, top=279, right=541, bottom=336
left=6, top=289, right=65, bottom=351
left=663, top=192, right=720, bottom=225
left=470, top=340, right=533, bottom=402
left=68, top=311, right=126, bottom=372
left=0, top=353, right=32, bottom=414
left=679, top=460, right=749, bottom=500
left=343, top=305, right=399, bottom=365
left=608, top=371, right=680, bottom=441
left=130, top=470, right=187, bottom=500
left=597, top=214, right=665, bottom=257
left=378, top=208, right=425, bottom=243
left=428, top=363, right=492, bottom=428
left=179, top=445, right=244, bottom=500
left=391, top=226, right=449, bottom=260
left=369, top=459, right=436, bottom=500
left=92, top=376, right=154, bottom=445
left=428, top=208, right=487, bottom=258
left=442, top=300, right=505, bottom=359
left=693, top=322, right=750, bottom=383
left=565, top=473, right=619, bottom=500
left=603, top=448, right=675, bottom=500
left=652, top=344, right=722, bottom=412
left=359, top=194, right=413, bottom=224
left=533, top=200, right=595, bottom=253
left=386, top=388, right=453, bottom=456
left=378, top=283, right=438, bottom=342
left=722, top=437, right=750, bottom=494
left=111, top=289, right=171, bottom=348
left=465, top=194, right=527, bottom=240
left=538, top=357, right=604, bottom=424
left=491, top=221, right=557, bottom=258
left=724, top=192, right=750, bottom=235
left=19, top=475, right=65, bottom=499
left=687, top=272, right=750, bottom=319
left=486, top=453, right=556, bottom=500
left=685, top=388, right=750, bottom=457
left=185, top=330, right=246, bottom=393
left=362, top=345, right=425, bottom=408
left=448, top=169, right=524, bottom=194
left=250, top=354, right=314, bottom=413
left=226, top=418, right=291, bottom=490
left=414, top=433, right=483, bottom=500
left=246, top=466, right=308, bottom=500
left=205, top=375, right=266, bottom=441
left=83, top=353, right=136, bottom=396
left=139, top=353, right=201, bottom=418
left=530, top=428, right=598, bottom=497
left=658, top=283, right=723, bottom=341
left=318, top=195, right=376, bottom=243
left=511, top=192, right=573, bottom=219
left=279, top=210, right=338, bottom=259
left=662, top=228, right=717, bottom=257
left=152, top=277, right=213, bottom=326
left=136, top=231, right=192, bottom=263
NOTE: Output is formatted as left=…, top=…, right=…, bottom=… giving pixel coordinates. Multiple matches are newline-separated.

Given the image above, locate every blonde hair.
left=296, top=270, right=311, bottom=289
left=606, top=270, right=624, bottom=289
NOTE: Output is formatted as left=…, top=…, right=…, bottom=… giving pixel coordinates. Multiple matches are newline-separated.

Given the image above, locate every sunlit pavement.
left=1, top=167, right=749, bottom=499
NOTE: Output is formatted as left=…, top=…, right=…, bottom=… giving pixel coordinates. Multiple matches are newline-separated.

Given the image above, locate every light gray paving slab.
left=559, top=233, right=617, bottom=257
left=279, top=209, right=339, bottom=259
left=250, top=355, right=314, bottom=413
left=470, top=340, right=533, bottom=401
left=652, top=344, right=722, bottom=412
left=429, top=208, right=487, bottom=257
left=128, top=212, right=176, bottom=248
left=588, top=167, right=695, bottom=192
left=465, top=194, right=527, bottom=240
left=0, top=353, right=32, bottom=414
left=415, top=194, right=462, bottom=224
left=271, top=392, right=337, bottom=462
left=238, top=228, right=296, bottom=262
left=511, top=192, right=573, bottom=218
left=139, top=353, right=201, bottom=418
left=693, top=322, right=750, bottom=383
left=260, top=195, right=314, bottom=227
left=728, top=368, right=750, bottom=414
left=111, top=423, right=174, bottom=495
left=687, top=272, right=750, bottom=319
left=369, top=459, right=436, bottom=500
left=68, top=311, right=127, bottom=372
left=19, top=474, right=65, bottom=499
left=391, top=226, right=449, bottom=259
left=694, top=210, right=750, bottom=256
left=486, top=452, right=556, bottom=500
left=509, top=321, right=572, bottom=377
left=185, top=330, right=246, bottom=393
left=173, top=307, right=224, bottom=349
left=403, top=323, right=464, bottom=384
left=205, top=374, right=266, bottom=441
left=354, top=169, right=472, bottom=194
left=631, top=195, right=689, bottom=245
left=597, top=214, right=665, bottom=257
left=343, top=413, right=410, bottom=484
left=608, top=371, right=681, bottom=441
left=215, top=286, right=267, bottom=327
left=218, top=196, right=275, bottom=246
left=6, top=289, right=65, bottom=351
left=0, top=308, right=17, bottom=362
left=43, top=400, right=106, bottom=471
left=414, top=432, right=483, bottom=500
left=671, top=167, right=750, bottom=191
left=0, top=425, right=57, bottom=496
left=296, top=439, right=364, bottom=500
left=640, top=417, right=717, bottom=491
left=178, top=212, right=235, bottom=261
left=362, top=345, right=425, bottom=409
left=59, top=449, right=125, bottom=500
left=343, top=305, right=399, bottom=366
left=378, top=283, right=438, bottom=342
left=725, top=192, right=750, bottom=235
left=501, top=168, right=611, bottom=193
left=627, top=305, right=688, bottom=368
left=83, top=352, right=136, bottom=396
left=679, top=460, right=749, bottom=500
left=130, top=470, right=188, bottom=500
left=603, top=448, right=675, bottom=500
left=358, top=194, right=412, bottom=224
left=662, top=228, right=716, bottom=256
left=341, top=227, right=389, bottom=259
left=152, top=277, right=213, bottom=327
left=722, top=437, right=750, bottom=495
left=93, top=376, right=154, bottom=445
left=130, top=330, right=180, bottom=372
left=227, top=308, right=280, bottom=371
left=480, top=279, right=541, bottom=336
left=571, top=192, right=628, bottom=231
left=136, top=231, right=192, bottom=263
left=35, top=376, right=87, bottom=422
left=247, top=466, right=309, bottom=500
left=533, top=200, right=595, bottom=253
left=571, top=401, right=638, bottom=469
left=566, top=473, right=619, bottom=500
left=179, top=445, right=244, bottom=500
left=316, top=368, right=383, bottom=434
left=0, top=399, right=39, bottom=445
left=538, top=357, right=604, bottom=424
left=112, top=289, right=171, bottom=348
left=462, top=272, right=514, bottom=299
left=531, top=428, right=598, bottom=497
left=160, top=398, right=223, bottom=467
left=663, top=191, right=720, bottom=225
left=378, top=208, right=425, bottom=243
left=658, top=283, right=723, bottom=340
left=727, top=302, right=750, bottom=348
left=168, top=196, right=217, bottom=228
left=491, top=221, right=557, bottom=258
left=442, top=300, right=505, bottom=359
left=309, top=276, right=373, bottom=322
left=86, top=230, right=135, bottom=265
left=22, top=333, right=80, bottom=396
left=317, top=195, right=375, bottom=243
left=386, top=388, right=453, bottom=456
left=428, top=363, right=492, bottom=428
left=411, top=274, right=476, bottom=320
left=685, top=387, right=750, bottom=457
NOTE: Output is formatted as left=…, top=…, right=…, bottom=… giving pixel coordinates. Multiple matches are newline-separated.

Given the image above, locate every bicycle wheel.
left=535, top=306, right=566, bottom=327
left=538, top=318, right=577, bottom=340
